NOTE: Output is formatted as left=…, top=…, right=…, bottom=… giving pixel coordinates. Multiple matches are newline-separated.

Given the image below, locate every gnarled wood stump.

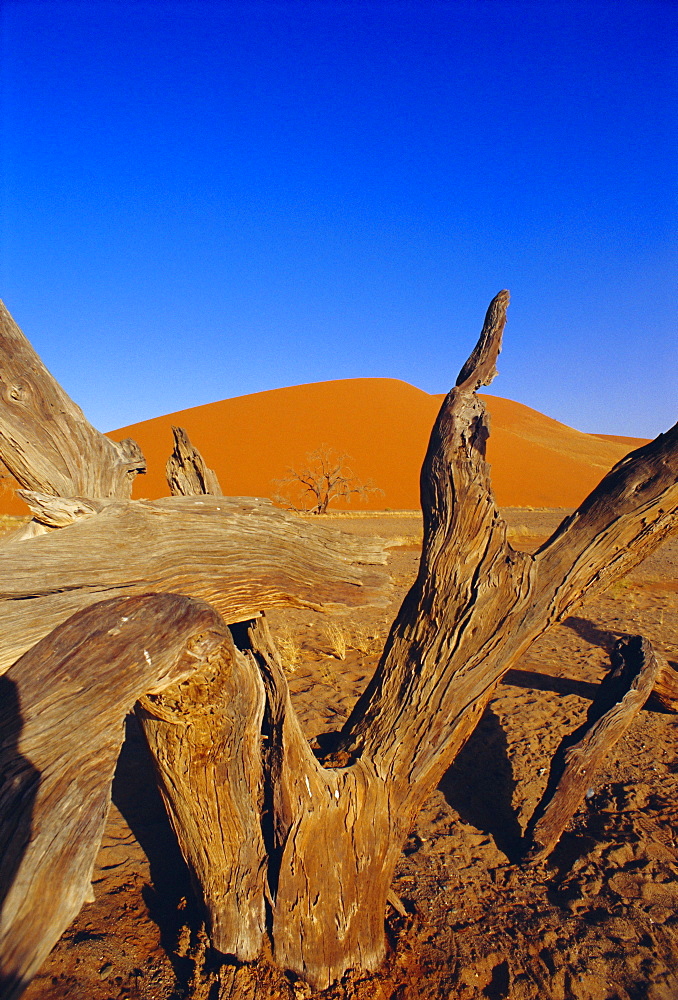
left=0, top=292, right=676, bottom=996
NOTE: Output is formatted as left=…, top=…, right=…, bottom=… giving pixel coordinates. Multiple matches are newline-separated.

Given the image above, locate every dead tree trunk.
left=166, top=425, right=222, bottom=496
left=253, top=291, right=678, bottom=986
left=0, top=593, right=229, bottom=1000
left=0, top=494, right=391, bottom=675
left=0, top=293, right=676, bottom=995
left=126, top=292, right=678, bottom=987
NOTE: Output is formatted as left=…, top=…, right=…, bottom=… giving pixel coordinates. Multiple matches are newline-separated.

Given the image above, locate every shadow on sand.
left=111, top=714, right=196, bottom=985
left=438, top=706, right=522, bottom=861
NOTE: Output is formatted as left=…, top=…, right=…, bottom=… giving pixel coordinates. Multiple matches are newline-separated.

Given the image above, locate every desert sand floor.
left=18, top=510, right=678, bottom=1000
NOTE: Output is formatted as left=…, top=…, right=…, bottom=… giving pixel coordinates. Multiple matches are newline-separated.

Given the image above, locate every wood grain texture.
left=336, top=316, right=677, bottom=817
left=0, top=593, right=228, bottom=1000
left=201, top=290, right=675, bottom=989
left=257, top=289, right=675, bottom=984
left=244, top=617, right=397, bottom=989
left=0, top=299, right=145, bottom=501
left=166, top=425, right=222, bottom=497
left=650, top=656, right=678, bottom=712
left=0, top=495, right=391, bottom=675
left=526, top=635, right=661, bottom=863
left=136, top=633, right=267, bottom=960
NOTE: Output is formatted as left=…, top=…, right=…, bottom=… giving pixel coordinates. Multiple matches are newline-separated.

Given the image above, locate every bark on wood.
left=524, top=635, right=661, bottom=863
left=0, top=299, right=145, bottom=502
left=0, top=495, right=391, bottom=675
left=166, top=425, right=222, bottom=497
left=0, top=593, right=228, bottom=1000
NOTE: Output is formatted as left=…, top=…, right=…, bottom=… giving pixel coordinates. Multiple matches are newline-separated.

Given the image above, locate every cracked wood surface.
left=133, top=291, right=677, bottom=990
left=0, top=495, right=391, bottom=675
left=1, top=290, right=676, bottom=996
left=165, top=425, right=222, bottom=497
left=136, top=632, right=268, bottom=961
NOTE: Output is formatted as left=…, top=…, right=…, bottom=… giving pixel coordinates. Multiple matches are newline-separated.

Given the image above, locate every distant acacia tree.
left=273, top=445, right=383, bottom=514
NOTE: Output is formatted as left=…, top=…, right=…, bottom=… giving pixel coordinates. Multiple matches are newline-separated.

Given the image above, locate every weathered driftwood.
left=251, top=293, right=675, bottom=985
left=1, top=291, right=676, bottom=995
left=133, top=291, right=677, bottom=988
left=272, top=292, right=677, bottom=985
left=0, top=495, right=391, bottom=675
left=247, top=615, right=396, bottom=983
left=14, top=491, right=106, bottom=529
left=0, top=299, right=145, bottom=501
left=525, top=635, right=661, bottom=863
left=166, top=425, right=222, bottom=496
left=0, top=593, right=228, bottom=1000
left=136, top=633, right=267, bottom=960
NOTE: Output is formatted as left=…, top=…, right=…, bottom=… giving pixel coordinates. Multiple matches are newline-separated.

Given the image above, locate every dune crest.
left=0, top=378, right=650, bottom=515
left=102, top=378, right=649, bottom=512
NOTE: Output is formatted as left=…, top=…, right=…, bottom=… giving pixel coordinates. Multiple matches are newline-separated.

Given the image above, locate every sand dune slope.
left=0, top=378, right=650, bottom=515
left=103, top=378, right=649, bottom=511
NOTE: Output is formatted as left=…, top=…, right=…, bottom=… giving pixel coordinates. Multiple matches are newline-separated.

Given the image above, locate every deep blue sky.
left=1, top=0, right=675, bottom=437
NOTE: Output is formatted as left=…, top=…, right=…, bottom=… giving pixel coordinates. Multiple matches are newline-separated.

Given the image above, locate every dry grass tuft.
left=323, top=621, right=385, bottom=659
left=324, top=622, right=349, bottom=660
left=275, top=625, right=302, bottom=672
left=350, top=624, right=384, bottom=655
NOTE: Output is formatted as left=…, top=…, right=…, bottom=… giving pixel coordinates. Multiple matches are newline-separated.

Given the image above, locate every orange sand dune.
left=101, top=378, right=649, bottom=512
left=0, top=378, right=650, bottom=516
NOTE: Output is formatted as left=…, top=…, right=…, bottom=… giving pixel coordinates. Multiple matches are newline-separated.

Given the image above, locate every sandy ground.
left=15, top=509, right=678, bottom=1000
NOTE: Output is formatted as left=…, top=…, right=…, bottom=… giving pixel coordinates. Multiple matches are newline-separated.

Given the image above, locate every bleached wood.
left=1, top=290, right=676, bottom=995
left=262, top=291, right=677, bottom=986
left=0, top=495, right=391, bottom=675
left=166, top=425, right=222, bottom=496
left=136, top=632, right=268, bottom=960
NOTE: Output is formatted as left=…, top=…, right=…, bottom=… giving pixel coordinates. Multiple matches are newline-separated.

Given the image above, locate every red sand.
left=0, top=379, right=650, bottom=515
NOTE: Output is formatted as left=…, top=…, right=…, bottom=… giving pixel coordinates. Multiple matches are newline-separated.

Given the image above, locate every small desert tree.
left=273, top=444, right=383, bottom=514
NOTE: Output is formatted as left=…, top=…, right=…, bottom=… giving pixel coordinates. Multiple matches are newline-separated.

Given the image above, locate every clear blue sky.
left=1, top=0, right=675, bottom=437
